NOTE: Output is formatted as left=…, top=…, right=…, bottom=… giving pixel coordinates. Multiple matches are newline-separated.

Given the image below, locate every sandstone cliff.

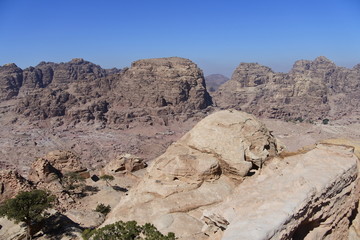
left=214, top=56, right=360, bottom=122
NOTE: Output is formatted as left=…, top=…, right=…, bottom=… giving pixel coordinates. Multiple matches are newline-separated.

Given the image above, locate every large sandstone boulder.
left=148, top=110, right=282, bottom=182
left=203, top=143, right=360, bottom=240
left=0, top=170, right=32, bottom=203
left=103, top=110, right=283, bottom=239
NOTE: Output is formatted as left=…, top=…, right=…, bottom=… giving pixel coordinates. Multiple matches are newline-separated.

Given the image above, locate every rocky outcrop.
left=147, top=110, right=282, bottom=182
left=0, top=64, right=23, bottom=100
left=214, top=56, right=360, bottom=121
left=203, top=143, right=359, bottom=240
left=20, top=58, right=106, bottom=92
left=106, top=57, right=212, bottom=125
left=39, top=150, right=89, bottom=177
left=103, top=110, right=283, bottom=239
left=102, top=153, right=147, bottom=175
left=0, top=170, right=32, bottom=203
left=102, top=110, right=360, bottom=240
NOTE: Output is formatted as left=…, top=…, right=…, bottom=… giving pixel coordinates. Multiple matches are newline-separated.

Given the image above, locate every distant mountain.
left=205, top=74, right=229, bottom=92
left=0, top=57, right=212, bottom=125
left=214, top=56, right=360, bottom=122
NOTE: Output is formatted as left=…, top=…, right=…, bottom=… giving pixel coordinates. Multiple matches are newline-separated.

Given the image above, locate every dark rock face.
left=0, top=64, right=23, bottom=100
left=205, top=74, right=229, bottom=92
left=10, top=57, right=212, bottom=127
left=214, top=56, right=359, bottom=121
left=106, top=57, right=212, bottom=125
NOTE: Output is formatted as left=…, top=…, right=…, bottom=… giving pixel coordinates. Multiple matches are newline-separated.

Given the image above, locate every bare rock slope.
left=103, top=110, right=360, bottom=240
left=103, top=110, right=283, bottom=239
left=214, top=56, right=360, bottom=122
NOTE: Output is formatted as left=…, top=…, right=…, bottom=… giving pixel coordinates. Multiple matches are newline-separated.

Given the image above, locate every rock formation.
left=0, top=170, right=32, bottom=203
left=214, top=56, right=360, bottom=122
left=102, top=153, right=147, bottom=175
left=103, top=110, right=283, bottom=239
left=203, top=143, right=359, bottom=239
left=12, top=57, right=212, bottom=127
left=103, top=110, right=359, bottom=240
left=0, top=64, right=23, bottom=101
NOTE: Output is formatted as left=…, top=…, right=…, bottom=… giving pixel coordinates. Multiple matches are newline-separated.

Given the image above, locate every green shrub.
left=0, top=190, right=55, bottom=240
left=100, top=174, right=115, bottom=186
left=95, top=203, right=111, bottom=216
left=82, top=220, right=176, bottom=240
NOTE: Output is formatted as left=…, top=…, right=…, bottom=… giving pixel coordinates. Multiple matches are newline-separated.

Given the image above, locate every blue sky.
left=0, top=0, right=359, bottom=77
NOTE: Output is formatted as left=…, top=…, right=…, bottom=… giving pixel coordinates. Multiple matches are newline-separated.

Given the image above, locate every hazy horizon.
left=1, top=0, right=359, bottom=77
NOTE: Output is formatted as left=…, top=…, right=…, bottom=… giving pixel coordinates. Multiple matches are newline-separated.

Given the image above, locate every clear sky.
left=1, top=0, right=359, bottom=77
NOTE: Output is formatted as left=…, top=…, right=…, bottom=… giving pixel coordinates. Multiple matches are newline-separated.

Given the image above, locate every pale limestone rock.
left=65, top=209, right=105, bottom=228
left=103, top=110, right=281, bottom=239
left=203, top=144, right=359, bottom=240
left=148, top=110, right=281, bottom=182
left=0, top=217, right=26, bottom=240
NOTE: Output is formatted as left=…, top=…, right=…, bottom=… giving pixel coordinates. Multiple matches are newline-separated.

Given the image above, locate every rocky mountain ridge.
left=214, top=56, right=360, bottom=122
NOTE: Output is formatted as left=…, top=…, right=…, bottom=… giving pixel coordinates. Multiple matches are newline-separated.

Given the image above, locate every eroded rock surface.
left=103, top=110, right=282, bottom=239
left=0, top=170, right=32, bottom=203
left=203, top=144, right=360, bottom=240
left=102, top=153, right=147, bottom=175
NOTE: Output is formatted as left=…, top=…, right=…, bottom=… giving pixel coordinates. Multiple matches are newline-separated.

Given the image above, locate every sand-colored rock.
left=103, top=110, right=282, bottom=239
left=102, top=153, right=147, bottom=175
left=0, top=170, right=32, bottom=204
left=65, top=209, right=105, bottom=228
left=0, top=217, right=26, bottom=240
left=203, top=143, right=359, bottom=240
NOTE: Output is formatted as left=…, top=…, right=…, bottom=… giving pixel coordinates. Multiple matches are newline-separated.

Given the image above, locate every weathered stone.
left=202, top=144, right=359, bottom=240
left=102, top=153, right=147, bottom=174
left=103, top=110, right=282, bottom=239
left=0, top=170, right=32, bottom=204
left=65, top=209, right=105, bottom=228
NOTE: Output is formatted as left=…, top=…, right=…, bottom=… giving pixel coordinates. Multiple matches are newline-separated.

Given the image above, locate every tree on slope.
left=0, top=189, right=55, bottom=240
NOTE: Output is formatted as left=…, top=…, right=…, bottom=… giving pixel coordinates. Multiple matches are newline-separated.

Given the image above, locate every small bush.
left=100, top=174, right=115, bottom=186
left=295, top=117, right=304, bottom=123
left=95, top=203, right=111, bottom=216
left=82, top=220, right=176, bottom=240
